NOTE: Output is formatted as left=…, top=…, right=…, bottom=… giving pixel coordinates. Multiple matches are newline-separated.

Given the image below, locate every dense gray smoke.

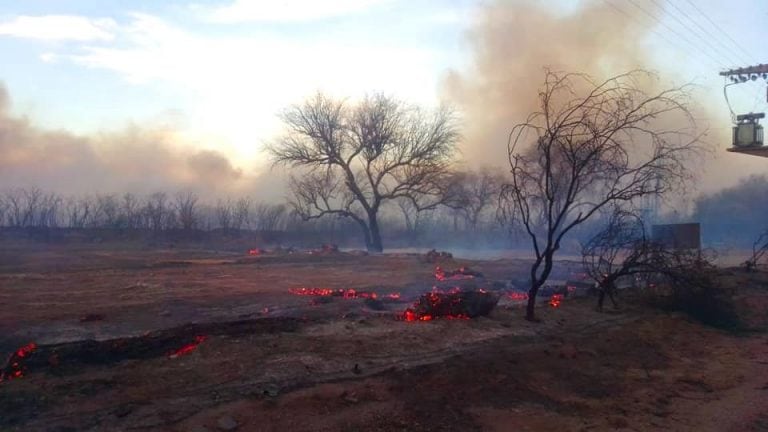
left=444, top=0, right=655, bottom=168
left=444, top=0, right=764, bottom=196
left=0, top=83, right=280, bottom=199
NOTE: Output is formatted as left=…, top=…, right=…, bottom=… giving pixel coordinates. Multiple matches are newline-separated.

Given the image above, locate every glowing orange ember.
left=434, top=266, right=480, bottom=281
left=168, top=335, right=208, bottom=359
left=401, top=288, right=490, bottom=322
left=508, top=291, right=529, bottom=301
left=288, top=287, right=399, bottom=300
left=1, top=342, right=37, bottom=382
left=549, top=294, right=564, bottom=308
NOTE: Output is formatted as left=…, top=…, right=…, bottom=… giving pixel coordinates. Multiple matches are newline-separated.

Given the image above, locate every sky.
left=0, top=0, right=766, bottom=197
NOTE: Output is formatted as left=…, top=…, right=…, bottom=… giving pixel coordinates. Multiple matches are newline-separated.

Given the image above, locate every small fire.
left=0, top=342, right=37, bottom=382
left=168, top=335, right=208, bottom=359
left=434, top=266, right=480, bottom=281
left=288, top=287, right=400, bottom=300
left=248, top=248, right=265, bottom=256
left=402, top=288, right=494, bottom=322
left=549, top=294, right=564, bottom=308
left=508, top=291, right=529, bottom=301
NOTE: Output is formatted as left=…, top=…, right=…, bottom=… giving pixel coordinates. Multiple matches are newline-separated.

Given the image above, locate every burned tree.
left=500, top=70, right=702, bottom=321
left=744, top=229, right=768, bottom=272
left=269, top=93, right=459, bottom=252
left=452, top=169, right=504, bottom=232
left=174, top=191, right=200, bottom=231
left=582, top=209, right=651, bottom=311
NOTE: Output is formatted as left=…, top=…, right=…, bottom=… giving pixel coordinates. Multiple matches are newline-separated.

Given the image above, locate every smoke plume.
left=0, top=83, right=276, bottom=199
left=445, top=0, right=764, bottom=196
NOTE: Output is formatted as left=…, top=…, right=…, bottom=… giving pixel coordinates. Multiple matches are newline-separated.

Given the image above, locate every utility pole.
left=720, top=64, right=767, bottom=157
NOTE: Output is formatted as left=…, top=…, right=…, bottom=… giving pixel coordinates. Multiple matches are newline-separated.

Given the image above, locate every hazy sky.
left=0, top=0, right=766, bottom=194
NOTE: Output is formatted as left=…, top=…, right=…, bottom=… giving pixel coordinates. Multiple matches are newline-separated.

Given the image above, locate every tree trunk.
left=367, top=213, right=383, bottom=253
left=525, top=254, right=554, bottom=321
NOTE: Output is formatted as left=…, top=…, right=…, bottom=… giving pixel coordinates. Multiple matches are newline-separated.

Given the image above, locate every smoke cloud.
left=445, top=0, right=764, bottom=196
left=0, top=83, right=281, bottom=200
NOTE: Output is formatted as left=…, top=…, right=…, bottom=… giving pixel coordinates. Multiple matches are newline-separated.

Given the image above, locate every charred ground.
left=0, top=241, right=767, bottom=431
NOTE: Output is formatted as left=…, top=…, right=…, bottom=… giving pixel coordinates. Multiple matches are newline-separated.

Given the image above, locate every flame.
left=248, top=248, right=265, bottom=256
left=434, top=266, right=480, bottom=281
left=402, top=288, right=478, bottom=322
left=508, top=291, right=529, bottom=301
left=288, top=287, right=399, bottom=300
left=549, top=294, right=564, bottom=308
left=168, top=335, right=208, bottom=359
left=1, top=342, right=37, bottom=382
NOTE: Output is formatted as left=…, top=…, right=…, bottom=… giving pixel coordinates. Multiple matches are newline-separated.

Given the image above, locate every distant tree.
left=64, top=196, right=93, bottom=228
left=744, top=229, right=768, bottom=271
left=255, top=203, right=287, bottom=231
left=120, top=193, right=141, bottom=229
left=0, top=195, right=7, bottom=226
left=232, top=197, right=251, bottom=231
left=500, top=70, right=703, bottom=321
left=215, top=199, right=233, bottom=232
left=144, top=192, right=171, bottom=232
left=174, top=191, right=200, bottom=231
left=5, top=188, right=44, bottom=227
left=269, top=93, right=460, bottom=252
left=452, top=169, right=504, bottom=232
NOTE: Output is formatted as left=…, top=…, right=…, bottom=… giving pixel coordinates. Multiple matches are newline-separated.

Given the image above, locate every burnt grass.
left=369, top=326, right=669, bottom=431
left=2, top=317, right=302, bottom=378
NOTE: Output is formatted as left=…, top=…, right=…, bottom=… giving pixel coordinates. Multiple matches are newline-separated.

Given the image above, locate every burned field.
left=1, top=243, right=767, bottom=431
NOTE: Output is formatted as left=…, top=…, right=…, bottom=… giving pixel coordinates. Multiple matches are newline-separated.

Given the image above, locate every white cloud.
left=0, top=15, right=115, bottom=41
left=39, top=52, right=59, bottom=63
left=64, top=13, right=443, bottom=160
left=206, top=0, right=391, bottom=23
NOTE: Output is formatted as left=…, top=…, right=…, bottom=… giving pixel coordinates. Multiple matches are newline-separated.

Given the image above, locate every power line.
left=661, top=0, right=753, bottom=66
left=602, top=0, right=723, bottom=72
left=624, top=0, right=729, bottom=70
left=681, top=0, right=758, bottom=66
left=601, top=0, right=755, bottom=102
left=650, top=0, right=748, bottom=67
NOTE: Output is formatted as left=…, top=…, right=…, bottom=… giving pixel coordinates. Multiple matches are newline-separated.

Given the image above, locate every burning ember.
left=549, top=294, right=564, bottom=308
left=168, top=335, right=208, bottom=359
left=1, top=342, right=37, bottom=382
left=434, top=266, right=484, bottom=281
left=403, top=289, right=498, bottom=322
left=289, top=287, right=400, bottom=300
left=508, top=291, right=529, bottom=301
left=308, top=243, right=340, bottom=255
left=248, top=248, right=266, bottom=256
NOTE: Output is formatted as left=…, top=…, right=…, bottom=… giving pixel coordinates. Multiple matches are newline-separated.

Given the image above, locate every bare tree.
left=232, top=197, right=251, bottom=231
left=581, top=208, right=653, bottom=310
left=144, top=192, right=171, bottom=232
left=34, top=192, right=61, bottom=228
left=174, top=191, right=200, bottom=231
left=269, top=93, right=460, bottom=252
left=744, top=229, right=768, bottom=272
left=120, top=193, right=141, bottom=229
left=500, top=70, right=702, bottom=321
left=254, top=203, right=287, bottom=231
left=453, top=169, right=504, bottom=232
left=215, top=199, right=233, bottom=232
left=92, top=194, right=121, bottom=228
left=0, top=196, right=7, bottom=226
left=4, top=188, right=45, bottom=227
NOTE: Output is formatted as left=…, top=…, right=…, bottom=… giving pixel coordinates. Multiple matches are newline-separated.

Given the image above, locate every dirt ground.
left=0, top=241, right=767, bottom=431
